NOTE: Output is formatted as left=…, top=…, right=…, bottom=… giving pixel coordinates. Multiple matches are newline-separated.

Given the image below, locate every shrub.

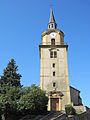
left=65, top=104, right=76, bottom=115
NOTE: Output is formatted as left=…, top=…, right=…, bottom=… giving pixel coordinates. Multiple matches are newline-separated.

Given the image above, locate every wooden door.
left=51, top=98, right=59, bottom=111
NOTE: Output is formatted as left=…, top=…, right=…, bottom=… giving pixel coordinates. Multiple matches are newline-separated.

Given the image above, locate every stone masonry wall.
left=67, top=109, right=90, bottom=120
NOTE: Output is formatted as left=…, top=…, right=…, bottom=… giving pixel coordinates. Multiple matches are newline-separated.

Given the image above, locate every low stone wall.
left=74, top=106, right=88, bottom=113
left=9, top=109, right=90, bottom=120
left=67, top=109, right=90, bottom=120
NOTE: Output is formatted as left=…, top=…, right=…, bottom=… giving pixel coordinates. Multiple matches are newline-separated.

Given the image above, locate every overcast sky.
left=0, top=0, right=90, bottom=107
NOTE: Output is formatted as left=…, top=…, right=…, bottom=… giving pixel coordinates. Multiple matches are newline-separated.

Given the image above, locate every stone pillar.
left=59, top=97, right=61, bottom=111
left=48, top=95, right=51, bottom=111
left=60, top=97, right=63, bottom=111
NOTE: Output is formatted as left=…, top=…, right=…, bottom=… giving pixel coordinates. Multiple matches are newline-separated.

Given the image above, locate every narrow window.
left=53, top=63, right=55, bottom=68
left=53, top=82, right=56, bottom=87
left=50, top=51, right=53, bottom=58
left=52, top=24, right=53, bottom=28
left=54, top=51, right=57, bottom=58
left=51, top=39, right=55, bottom=45
left=53, top=71, right=55, bottom=76
left=49, top=25, right=50, bottom=28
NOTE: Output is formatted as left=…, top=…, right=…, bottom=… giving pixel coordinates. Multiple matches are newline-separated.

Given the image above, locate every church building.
left=39, top=9, right=83, bottom=111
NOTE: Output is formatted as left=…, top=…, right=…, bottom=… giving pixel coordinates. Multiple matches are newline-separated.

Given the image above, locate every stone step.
left=40, top=111, right=66, bottom=120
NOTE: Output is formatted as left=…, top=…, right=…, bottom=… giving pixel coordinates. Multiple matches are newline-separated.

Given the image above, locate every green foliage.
left=0, top=59, right=21, bottom=89
left=65, top=104, right=76, bottom=116
left=17, top=85, right=48, bottom=114
left=0, top=87, right=21, bottom=111
left=0, top=59, right=48, bottom=119
left=0, top=59, right=22, bottom=119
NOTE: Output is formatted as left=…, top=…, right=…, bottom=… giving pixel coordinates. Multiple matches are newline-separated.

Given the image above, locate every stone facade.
left=70, top=86, right=82, bottom=106
left=39, top=8, right=85, bottom=112
left=39, top=9, right=71, bottom=111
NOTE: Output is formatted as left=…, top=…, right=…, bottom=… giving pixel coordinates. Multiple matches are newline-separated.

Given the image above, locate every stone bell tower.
left=39, top=8, right=71, bottom=111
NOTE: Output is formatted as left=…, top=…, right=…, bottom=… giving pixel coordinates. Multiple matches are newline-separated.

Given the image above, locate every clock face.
left=50, top=32, right=56, bottom=38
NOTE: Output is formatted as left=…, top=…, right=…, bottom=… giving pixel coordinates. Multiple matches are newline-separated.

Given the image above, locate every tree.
left=0, top=59, right=22, bottom=120
left=0, top=59, right=48, bottom=119
left=17, top=85, right=48, bottom=114
left=0, top=59, right=21, bottom=89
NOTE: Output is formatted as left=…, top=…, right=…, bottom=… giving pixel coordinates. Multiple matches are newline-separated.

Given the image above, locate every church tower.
left=39, top=9, right=71, bottom=111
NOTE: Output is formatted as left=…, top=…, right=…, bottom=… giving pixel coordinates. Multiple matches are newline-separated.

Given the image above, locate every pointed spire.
left=49, top=8, right=55, bottom=23
left=48, top=8, right=57, bottom=29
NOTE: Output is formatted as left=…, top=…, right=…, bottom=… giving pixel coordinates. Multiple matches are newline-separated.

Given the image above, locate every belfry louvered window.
left=54, top=51, right=57, bottom=58
left=50, top=51, right=57, bottom=58
left=50, top=51, right=53, bottom=58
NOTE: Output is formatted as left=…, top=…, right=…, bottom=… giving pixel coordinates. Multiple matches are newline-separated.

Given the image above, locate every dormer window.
left=51, top=39, right=55, bottom=45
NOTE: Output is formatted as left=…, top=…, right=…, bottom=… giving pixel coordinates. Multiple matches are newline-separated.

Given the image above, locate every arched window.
left=49, top=25, right=50, bottom=28
left=51, top=39, right=55, bottom=45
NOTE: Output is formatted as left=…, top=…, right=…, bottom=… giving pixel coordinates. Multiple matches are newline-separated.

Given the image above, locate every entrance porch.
left=48, top=91, right=63, bottom=111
